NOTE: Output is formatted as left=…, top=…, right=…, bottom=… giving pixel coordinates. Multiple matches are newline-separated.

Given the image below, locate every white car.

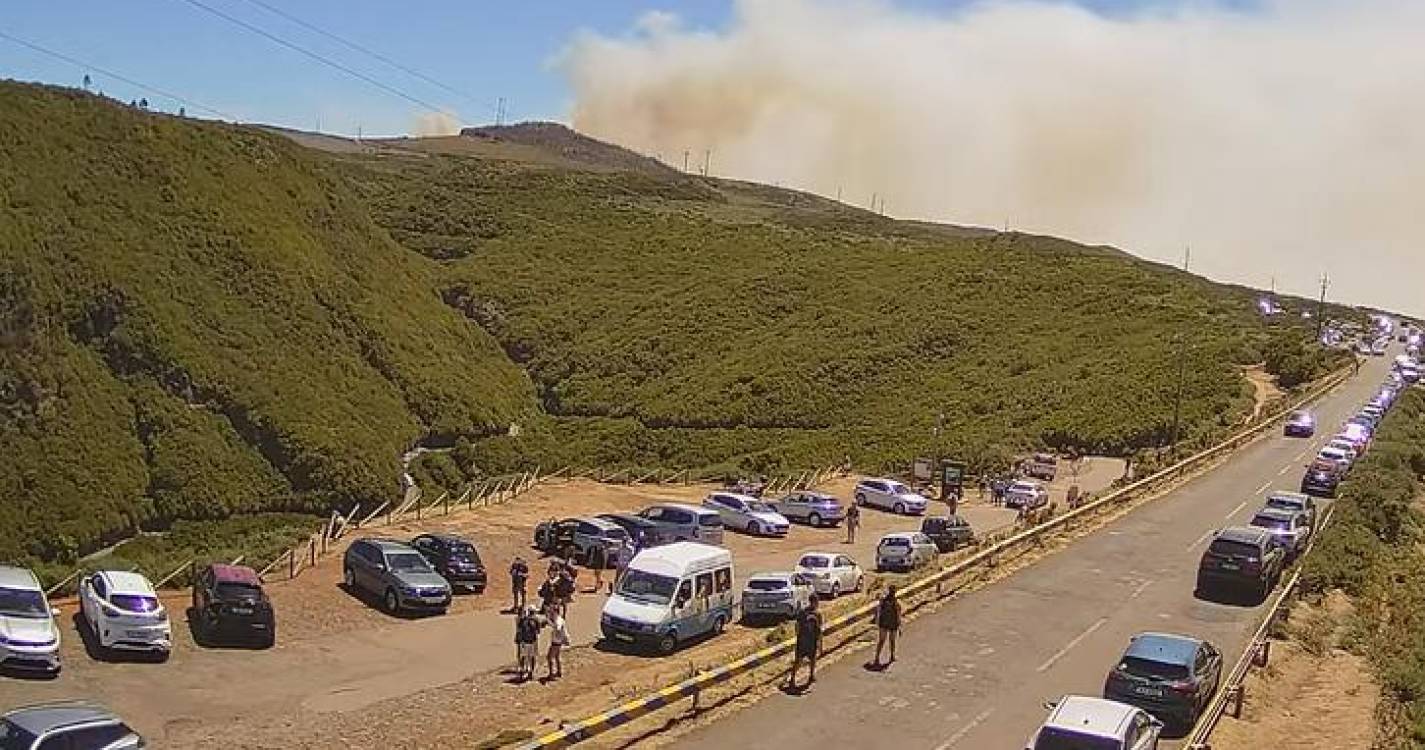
left=875, top=532, right=937, bottom=572
left=1025, top=695, right=1162, bottom=750
left=1324, top=438, right=1359, bottom=463
left=1004, top=479, right=1050, bottom=510
left=1317, top=445, right=1353, bottom=471
left=854, top=478, right=929, bottom=515
left=0, top=565, right=61, bottom=674
left=794, top=552, right=864, bottom=597
left=79, top=571, right=172, bottom=660
left=702, top=492, right=791, bottom=536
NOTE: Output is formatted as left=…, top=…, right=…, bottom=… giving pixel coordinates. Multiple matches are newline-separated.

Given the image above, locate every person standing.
left=787, top=596, right=823, bottom=690
left=545, top=603, right=570, bottom=680
left=587, top=543, right=607, bottom=594
left=509, top=556, right=529, bottom=613
left=555, top=563, right=576, bottom=616
left=514, top=606, right=543, bottom=682
left=872, top=586, right=901, bottom=667
left=845, top=502, right=861, bottom=544
left=538, top=567, right=560, bottom=614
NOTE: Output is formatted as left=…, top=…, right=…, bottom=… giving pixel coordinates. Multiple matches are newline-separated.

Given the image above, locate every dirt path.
left=1243, top=365, right=1286, bottom=422
left=1210, top=592, right=1379, bottom=750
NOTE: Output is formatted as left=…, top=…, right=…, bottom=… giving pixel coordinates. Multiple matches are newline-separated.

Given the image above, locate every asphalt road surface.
left=679, top=355, right=1387, bottom=750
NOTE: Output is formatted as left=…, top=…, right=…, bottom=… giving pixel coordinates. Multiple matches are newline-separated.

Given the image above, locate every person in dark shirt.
left=587, top=543, right=607, bottom=594
left=787, top=596, right=822, bottom=690
left=873, top=586, right=901, bottom=667
left=514, top=606, right=544, bottom=682
left=509, top=556, right=529, bottom=613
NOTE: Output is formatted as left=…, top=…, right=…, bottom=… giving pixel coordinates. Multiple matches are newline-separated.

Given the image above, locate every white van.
left=600, top=542, right=734, bottom=654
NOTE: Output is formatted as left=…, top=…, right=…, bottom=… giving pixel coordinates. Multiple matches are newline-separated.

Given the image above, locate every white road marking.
left=1278, top=464, right=1293, bottom=476
left=1186, top=528, right=1215, bottom=551
left=933, top=709, right=995, bottom=750
left=1227, top=500, right=1247, bottom=519
left=1128, top=579, right=1153, bottom=599
left=1037, top=618, right=1108, bottom=673
left=1253, top=481, right=1272, bottom=495
left=1294, top=448, right=1310, bottom=461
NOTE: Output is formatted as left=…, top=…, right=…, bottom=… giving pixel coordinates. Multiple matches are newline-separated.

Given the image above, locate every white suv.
left=1025, top=696, right=1162, bottom=750
left=0, top=566, right=61, bottom=674
left=79, top=570, right=172, bottom=660
left=854, top=478, right=928, bottom=515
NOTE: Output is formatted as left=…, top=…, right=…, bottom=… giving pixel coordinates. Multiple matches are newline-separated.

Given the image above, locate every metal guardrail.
left=513, top=368, right=1354, bottom=749
left=1184, top=502, right=1337, bottom=749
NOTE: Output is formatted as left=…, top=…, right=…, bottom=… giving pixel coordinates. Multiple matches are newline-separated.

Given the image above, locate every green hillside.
left=0, top=82, right=1341, bottom=571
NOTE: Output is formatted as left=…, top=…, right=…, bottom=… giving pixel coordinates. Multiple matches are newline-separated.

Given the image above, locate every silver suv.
left=0, top=702, right=143, bottom=749
left=343, top=538, right=452, bottom=615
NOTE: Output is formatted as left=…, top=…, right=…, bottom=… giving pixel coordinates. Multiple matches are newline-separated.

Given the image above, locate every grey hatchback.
left=0, top=701, right=143, bottom=749
left=343, top=538, right=452, bottom=615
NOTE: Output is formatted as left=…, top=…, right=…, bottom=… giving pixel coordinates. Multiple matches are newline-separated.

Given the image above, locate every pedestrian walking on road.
left=787, top=596, right=822, bottom=691
left=845, top=503, right=860, bottom=544
left=510, top=556, right=530, bottom=613
left=587, top=543, right=607, bottom=594
left=514, top=606, right=544, bottom=682
left=872, top=586, right=901, bottom=668
left=545, top=604, right=570, bottom=681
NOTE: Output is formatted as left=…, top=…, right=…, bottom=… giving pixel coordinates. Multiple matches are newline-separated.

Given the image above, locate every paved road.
left=679, top=355, right=1385, bottom=750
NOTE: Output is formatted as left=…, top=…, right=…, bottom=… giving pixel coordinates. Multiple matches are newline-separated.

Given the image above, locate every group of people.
left=508, top=554, right=580, bottom=682
left=786, top=584, right=903, bottom=692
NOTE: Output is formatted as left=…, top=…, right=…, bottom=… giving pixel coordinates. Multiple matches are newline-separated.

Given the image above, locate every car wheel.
left=343, top=567, right=356, bottom=590
left=830, top=582, right=842, bottom=598
left=748, top=520, right=761, bottom=536
left=808, top=512, right=822, bottom=526
left=854, top=575, right=864, bottom=592
left=712, top=614, right=727, bottom=635
left=894, top=502, right=907, bottom=515
left=384, top=589, right=401, bottom=614
left=657, top=631, right=678, bottom=655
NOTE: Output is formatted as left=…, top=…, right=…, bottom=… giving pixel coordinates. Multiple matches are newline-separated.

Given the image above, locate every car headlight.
left=401, top=586, right=422, bottom=595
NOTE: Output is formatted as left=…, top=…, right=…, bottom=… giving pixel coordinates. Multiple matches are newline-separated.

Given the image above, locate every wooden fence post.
left=288, top=546, right=297, bottom=579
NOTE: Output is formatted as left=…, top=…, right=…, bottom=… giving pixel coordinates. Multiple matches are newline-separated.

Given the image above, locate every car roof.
left=1216, top=526, right=1270, bottom=544
left=788, top=491, right=835, bottom=500
left=1124, top=632, right=1202, bottom=665
left=363, top=538, right=416, bottom=552
left=3, top=702, right=121, bottom=734
left=797, top=552, right=836, bottom=561
left=597, top=512, right=657, bottom=526
left=415, top=532, right=470, bottom=545
left=1044, top=696, right=1136, bottom=738
left=209, top=564, right=261, bottom=586
left=880, top=532, right=917, bottom=541
left=1267, top=491, right=1309, bottom=504
left=710, top=492, right=759, bottom=503
left=746, top=571, right=796, bottom=582
left=0, top=565, right=41, bottom=591
left=646, top=501, right=714, bottom=514
left=1010, top=479, right=1042, bottom=488
left=97, top=570, right=156, bottom=595
left=1253, top=507, right=1299, bottom=521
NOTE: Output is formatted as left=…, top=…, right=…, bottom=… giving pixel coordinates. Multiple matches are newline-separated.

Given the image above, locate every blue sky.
left=2, top=0, right=1189, bottom=136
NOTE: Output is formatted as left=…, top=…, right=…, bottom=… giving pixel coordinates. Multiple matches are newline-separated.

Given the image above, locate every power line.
left=236, top=0, right=498, bottom=116
left=0, top=29, right=240, bottom=120
left=173, top=0, right=462, bottom=123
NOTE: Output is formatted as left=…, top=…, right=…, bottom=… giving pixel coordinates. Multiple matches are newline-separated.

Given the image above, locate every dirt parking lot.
left=1, top=460, right=1121, bottom=748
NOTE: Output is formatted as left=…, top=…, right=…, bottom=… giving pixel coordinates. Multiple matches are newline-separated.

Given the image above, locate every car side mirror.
left=1041, top=699, right=1058, bottom=711
left=50, top=606, right=61, bottom=617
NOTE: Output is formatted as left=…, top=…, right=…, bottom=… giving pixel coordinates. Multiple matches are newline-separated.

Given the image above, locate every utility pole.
left=871, top=192, right=877, bottom=212
left=836, top=185, right=841, bottom=202
left=1183, top=245, right=1191, bottom=272
left=702, top=149, right=711, bottom=176
left=1170, top=334, right=1188, bottom=450
left=1315, top=273, right=1330, bottom=341
left=683, top=150, right=689, bottom=173
left=496, top=97, right=506, bottom=126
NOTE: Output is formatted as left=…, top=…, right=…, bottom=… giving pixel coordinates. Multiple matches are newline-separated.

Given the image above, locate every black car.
left=1103, top=632, right=1222, bottom=727
left=1300, top=462, right=1343, bottom=497
left=191, top=563, right=276, bottom=647
left=920, top=515, right=975, bottom=553
left=594, top=512, right=668, bottom=549
left=411, top=533, right=487, bottom=593
left=1196, top=526, right=1284, bottom=600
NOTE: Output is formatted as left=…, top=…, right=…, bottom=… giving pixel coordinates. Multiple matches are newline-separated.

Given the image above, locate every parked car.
left=636, top=503, right=725, bottom=545
left=533, top=517, right=632, bottom=567
left=0, top=566, right=61, bottom=674
left=0, top=702, right=143, bottom=750
left=1264, top=491, right=1318, bottom=529
left=1317, top=445, right=1353, bottom=471
left=1025, top=696, right=1162, bottom=750
left=595, top=512, right=670, bottom=548
left=1301, top=461, right=1344, bottom=498
left=738, top=572, right=814, bottom=623
left=1004, top=479, right=1050, bottom=511
left=794, top=552, right=864, bottom=597
left=1023, top=452, right=1058, bottom=481
left=1324, top=438, right=1359, bottom=464
left=770, top=491, right=845, bottom=527
left=1104, top=633, right=1222, bottom=727
left=875, top=532, right=937, bottom=572
left=190, top=563, right=275, bottom=647
left=853, top=478, right=929, bottom=515
left=342, top=538, right=452, bottom=615
left=1249, top=507, right=1312, bottom=560
left=78, top=570, right=171, bottom=660
left=411, top=533, right=488, bottom=592
left=1283, top=410, right=1315, bottom=437
left=1196, top=526, right=1284, bottom=600
left=920, top=515, right=975, bottom=552
left=702, top=492, right=791, bottom=537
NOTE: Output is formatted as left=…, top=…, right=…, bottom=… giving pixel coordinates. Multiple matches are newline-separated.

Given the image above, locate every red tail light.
left=1168, top=680, right=1196, bottom=694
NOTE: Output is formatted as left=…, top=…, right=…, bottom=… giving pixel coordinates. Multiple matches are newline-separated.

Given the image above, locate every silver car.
left=0, top=702, right=143, bottom=749
left=771, top=491, right=846, bottom=527
left=875, top=532, right=938, bottom=572
left=703, top=492, right=790, bottom=536
left=854, top=478, right=929, bottom=515
left=739, top=572, right=815, bottom=622
left=1249, top=507, right=1312, bottom=559
left=343, top=538, right=452, bottom=614
left=1264, top=491, right=1317, bottom=528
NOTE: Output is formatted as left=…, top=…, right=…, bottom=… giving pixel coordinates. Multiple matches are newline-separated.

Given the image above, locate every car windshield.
left=1121, top=655, right=1191, bottom=680
left=1290, top=412, right=1312, bottom=423
left=880, top=538, right=910, bottom=548
left=0, top=586, right=47, bottom=619
left=1208, top=539, right=1259, bottom=558
left=798, top=556, right=830, bottom=568
left=387, top=553, right=432, bottom=572
left=0, top=720, right=38, bottom=750
left=601, top=527, right=629, bottom=541
left=887, top=482, right=911, bottom=494
left=1034, top=727, right=1122, bottom=750
left=111, top=594, right=160, bottom=612
left=747, top=579, right=789, bottom=591
left=617, top=569, right=678, bottom=604
left=1266, top=498, right=1303, bottom=512
left=1251, top=516, right=1290, bottom=531
left=449, top=543, right=482, bottom=564
left=215, top=582, right=262, bottom=601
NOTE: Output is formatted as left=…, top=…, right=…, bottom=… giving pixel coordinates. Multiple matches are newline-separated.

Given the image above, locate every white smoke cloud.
left=562, top=0, right=1425, bottom=316
left=412, top=110, right=460, bottom=137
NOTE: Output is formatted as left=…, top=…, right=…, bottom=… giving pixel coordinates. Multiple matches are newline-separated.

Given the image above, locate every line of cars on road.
left=1027, top=384, right=1391, bottom=749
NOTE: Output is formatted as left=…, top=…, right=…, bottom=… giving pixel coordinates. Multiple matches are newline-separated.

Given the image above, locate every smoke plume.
left=412, top=110, right=460, bottom=137
left=562, top=0, right=1425, bottom=315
